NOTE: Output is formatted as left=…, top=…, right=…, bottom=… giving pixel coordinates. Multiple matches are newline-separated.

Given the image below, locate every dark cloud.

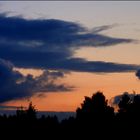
left=0, top=48, right=138, bottom=72
left=1, top=54, right=138, bottom=73
left=0, top=59, right=72, bottom=103
left=0, top=14, right=134, bottom=48
left=55, top=58, right=139, bottom=73
left=0, top=14, right=139, bottom=73
left=136, top=69, right=140, bottom=79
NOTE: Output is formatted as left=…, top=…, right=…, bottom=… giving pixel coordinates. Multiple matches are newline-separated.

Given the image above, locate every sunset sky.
left=0, top=1, right=140, bottom=112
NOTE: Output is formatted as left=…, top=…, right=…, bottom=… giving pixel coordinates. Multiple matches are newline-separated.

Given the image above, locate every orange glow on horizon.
left=3, top=72, right=140, bottom=112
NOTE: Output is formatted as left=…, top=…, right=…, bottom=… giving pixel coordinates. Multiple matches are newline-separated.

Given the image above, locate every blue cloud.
left=0, top=14, right=133, bottom=47
left=0, top=14, right=138, bottom=73
left=0, top=59, right=72, bottom=103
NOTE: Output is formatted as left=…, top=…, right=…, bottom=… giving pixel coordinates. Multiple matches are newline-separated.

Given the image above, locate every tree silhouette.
left=1, top=91, right=140, bottom=139
left=16, top=102, right=37, bottom=121
left=16, top=106, right=26, bottom=120
left=76, top=91, right=114, bottom=125
left=132, top=95, right=140, bottom=111
left=118, top=93, right=131, bottom=114
left=26, top=102, right=37, bottom=120
left=118, top=93, right=140, bottom=119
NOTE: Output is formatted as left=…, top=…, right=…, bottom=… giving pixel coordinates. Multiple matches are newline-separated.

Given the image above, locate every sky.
left=0, top=1, right=140, bottom=111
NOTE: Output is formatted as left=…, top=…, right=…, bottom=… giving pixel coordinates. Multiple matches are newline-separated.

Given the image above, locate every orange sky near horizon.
left=4, top=71, right=140, bottom=112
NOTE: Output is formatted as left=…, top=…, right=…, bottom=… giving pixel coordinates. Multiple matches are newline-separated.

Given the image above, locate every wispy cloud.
left=91, top=24, right=118, bottom=34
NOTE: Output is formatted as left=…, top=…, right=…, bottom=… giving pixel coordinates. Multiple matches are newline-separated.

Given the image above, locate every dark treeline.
left=0, top=91, right=140, bottom=139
